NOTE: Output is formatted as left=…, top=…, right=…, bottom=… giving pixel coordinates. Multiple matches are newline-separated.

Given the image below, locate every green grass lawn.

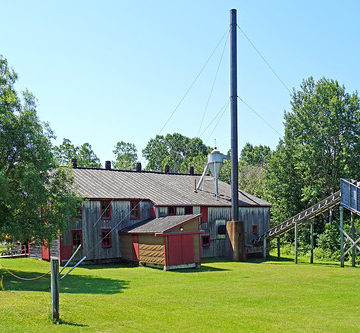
left=0, top=256, right=359, bottom=332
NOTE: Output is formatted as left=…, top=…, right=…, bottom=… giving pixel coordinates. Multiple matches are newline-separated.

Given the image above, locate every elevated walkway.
left=255, top=178, right=360, bottom=267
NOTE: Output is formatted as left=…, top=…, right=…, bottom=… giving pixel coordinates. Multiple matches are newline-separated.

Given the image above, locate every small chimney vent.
left=136, top=162, right=142, bottom=172
left=164, top=165, right=170, bottom=174
left=71, top=158, right=77, bottom=168
left=105, top=161, right=111, bottom=170
left=189, top=166, right=194, bottom=175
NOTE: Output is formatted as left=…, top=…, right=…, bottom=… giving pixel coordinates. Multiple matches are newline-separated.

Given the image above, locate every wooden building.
left=30, top=162, right=271, bottom=266
left=119, top=215, right=202, bottom=270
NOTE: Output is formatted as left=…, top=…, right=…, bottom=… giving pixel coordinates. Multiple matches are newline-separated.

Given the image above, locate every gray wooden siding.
left=201, top=206, right=270, bottom=258
left=60, top=200, right=154, bottom=262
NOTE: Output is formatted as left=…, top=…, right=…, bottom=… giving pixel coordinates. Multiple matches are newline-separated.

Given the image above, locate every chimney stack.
left=136, top=162, right=142, bottom=172
left=189, top=166, right=194, bottom=175
left=71, top=158, right=77, bottom=168
left=105, top=161, right=111, bottom=170
left=164, top=165, right=170, bottom=174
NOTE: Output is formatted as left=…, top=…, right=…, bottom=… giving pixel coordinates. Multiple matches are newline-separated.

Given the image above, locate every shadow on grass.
left=57, top=319, right=88, bottom=327
left=1, top=270, right=129, bottom=294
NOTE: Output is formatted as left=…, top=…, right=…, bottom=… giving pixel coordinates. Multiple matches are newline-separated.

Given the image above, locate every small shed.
left=119, top=214, right=203, bottom=270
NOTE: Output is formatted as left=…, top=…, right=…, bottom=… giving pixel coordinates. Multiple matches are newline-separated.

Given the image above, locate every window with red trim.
left=252, top=225, right=258, bottom=235
left=130, top=201, right=140, bottom=219
left=168, top=206, right=176, bottom=216
left=101, top=229, right=112, bottom=248
left=201, top=235, right=210, bottom=247
left=101, top=200, right=111, bottom=219
left=72, top=230, right=82, bottom=250
left=184, top=206, right=193, bottom=215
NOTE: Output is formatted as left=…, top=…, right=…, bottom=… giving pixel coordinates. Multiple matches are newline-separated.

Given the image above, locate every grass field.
left=0, top=256, right=359, bottom=332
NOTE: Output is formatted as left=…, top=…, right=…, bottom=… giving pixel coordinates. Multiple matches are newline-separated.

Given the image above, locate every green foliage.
left=266, top=77, right=360, bottom=226
left=112, top=141, right=137, bottom=170
left=143, top=133, right=211, bottom=172
left=0, top=56, right=79, bottom=243
left=240, top=143, right=272, bottom=167
left=53, top=139, right=101, bottom=168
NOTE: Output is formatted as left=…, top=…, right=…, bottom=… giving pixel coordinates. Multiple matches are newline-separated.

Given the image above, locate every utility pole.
left=230, top=8, right=238, bottom=222
left=226, top=9, right=246, bottom=261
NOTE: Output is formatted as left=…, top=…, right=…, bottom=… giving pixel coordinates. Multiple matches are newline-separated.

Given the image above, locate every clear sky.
left=2, top=1, right=360, bottom=166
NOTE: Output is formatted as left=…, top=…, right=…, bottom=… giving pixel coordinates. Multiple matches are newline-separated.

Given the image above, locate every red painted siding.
left=167, top=234, right=194, bottom=266
left=132, top=234, right=139, bottom=260
left=60, top=245, right=73, bottom=261
left=41, top=243, right=50, bottom=261
left=200, top=206, right=208, bottom=222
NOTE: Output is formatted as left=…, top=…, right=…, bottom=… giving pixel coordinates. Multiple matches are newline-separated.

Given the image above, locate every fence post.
left=294, top=221, right=298, bottom=264
left=310, top=220, right=314, bottom=264
left=51, top=257, right=59, bottom=322
left=340, top=206, right=344, bottom=268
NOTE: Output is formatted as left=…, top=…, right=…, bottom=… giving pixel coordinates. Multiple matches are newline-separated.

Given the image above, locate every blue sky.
left=2, top=1, right=360, bottom=165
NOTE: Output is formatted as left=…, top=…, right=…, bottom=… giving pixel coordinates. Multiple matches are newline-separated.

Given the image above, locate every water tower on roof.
left=196, top=148, right=229, bottom=199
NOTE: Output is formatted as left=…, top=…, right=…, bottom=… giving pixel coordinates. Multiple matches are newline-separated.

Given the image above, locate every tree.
left=0, top=56, right=79, bottom=244
left=143, top=133, right=211, bottom=173
left=266, top=77, right=360, bottom=226
left=113, top=141, right=138, bottom=170
left=240, top=143, right=271, bottom=167
left=53, top=138, right=101, bottom=168
left=77, top=143, right=101, bottom=168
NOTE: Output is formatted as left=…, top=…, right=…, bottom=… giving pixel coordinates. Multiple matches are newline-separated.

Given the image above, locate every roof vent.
left=71, top=158, right=77, bottom=168
left=189, top=166, right=194, bottom=175
left=136, top=162, right=142, bottom=172
left=164, top=165, right=170, bottom=174
left=105, top=161, right=111, bottom=170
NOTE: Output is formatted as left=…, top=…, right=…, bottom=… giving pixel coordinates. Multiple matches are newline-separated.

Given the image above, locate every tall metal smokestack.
left=230, top=8, right=239, bottom=221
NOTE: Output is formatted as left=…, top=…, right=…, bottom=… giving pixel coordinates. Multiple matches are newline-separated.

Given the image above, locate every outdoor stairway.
left=253, top=191, right=341, bottom=244
left=254, top=178, right=360, bottom=245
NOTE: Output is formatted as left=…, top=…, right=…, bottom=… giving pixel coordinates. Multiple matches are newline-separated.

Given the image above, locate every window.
left=168, top=206, right=176, bottom=216
left=252, top=225, right=258, bottom=235
left=72, top=230, right=82, bottom=250
left=101, top=229, right=112, bottom=248
left=215, top=220, right=226, bottom=239
left=101, top=200, right=111, bottom=219
left=130, top=201, right=140, bottom=219
left=184, top=206, right=193, bottom=215
left=201, top=235, right=210, bottom=247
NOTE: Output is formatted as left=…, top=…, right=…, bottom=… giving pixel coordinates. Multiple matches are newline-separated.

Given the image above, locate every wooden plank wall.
left=200, top=206, right=270, bottom=258
left=138, top=234, right=164, bottom=265
left=60, top=200, right=154, bottom=261
left=119, top=234, right=133, bottom=261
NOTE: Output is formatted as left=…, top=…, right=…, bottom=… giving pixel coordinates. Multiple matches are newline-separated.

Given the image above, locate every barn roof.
left=71, top=168, right=271, bottom=207
left=119, top=214, right=200, bottom=234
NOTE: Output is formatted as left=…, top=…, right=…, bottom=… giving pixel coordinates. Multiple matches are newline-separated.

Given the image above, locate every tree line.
left=2, top=55, right=360, bottom=259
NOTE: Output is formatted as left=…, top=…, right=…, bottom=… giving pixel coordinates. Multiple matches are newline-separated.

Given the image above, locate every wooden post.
left=310, top=220, right=314, bottom=264
left=294, top=221, right=298, bottom=264
left=277, top=237, right=280, bottom=259
left=340, top=206, right=344, bottom=268
left=263, top=237, right=267, bottom=259
left=51, top=257, right=59, bottom=322
left=351, top=212, right=356, bottom=267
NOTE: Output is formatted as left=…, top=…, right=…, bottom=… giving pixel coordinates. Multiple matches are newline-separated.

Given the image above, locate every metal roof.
left=119, top=214, right=200, bottom=234
left=71, top=168, right=271, bottom=207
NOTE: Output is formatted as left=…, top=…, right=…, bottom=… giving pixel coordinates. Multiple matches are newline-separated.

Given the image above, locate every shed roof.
left=119, top=214, right=200, bottom=234
left=71, top=168, right=271, bottom=207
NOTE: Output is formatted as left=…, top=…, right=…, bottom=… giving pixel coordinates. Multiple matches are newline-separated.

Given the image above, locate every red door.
left=168, top=234, right=194, bottom=266
left=41, top=245, right=50, bottom=260
left=132, top=235, right=139, bottom=260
